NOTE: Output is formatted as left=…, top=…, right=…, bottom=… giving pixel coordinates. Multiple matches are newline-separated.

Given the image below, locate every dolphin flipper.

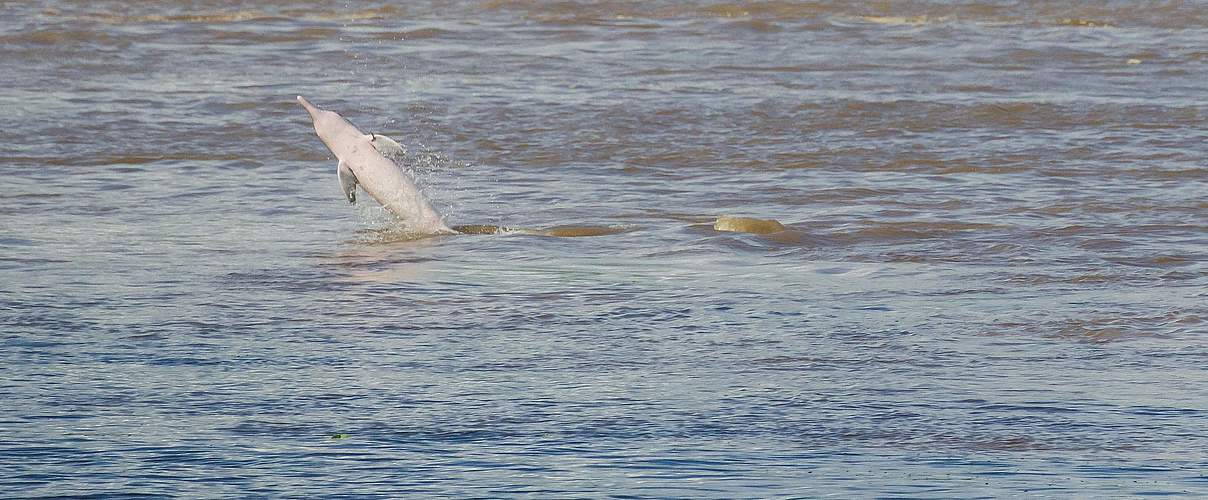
left=369, top=133, right=405, bottom=160
left=337, top=160, right=358, bottom=204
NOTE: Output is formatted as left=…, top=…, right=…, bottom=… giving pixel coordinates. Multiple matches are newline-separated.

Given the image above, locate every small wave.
left=451, top=224, right=631, bottom=237
left=67, top=6, right=403, bottom=25
left=471, top=1, right=1204, bottom=29
left=0, top=29, right=125, bottom=46
left=1105, top=254, right=1202, bottom=269
left=369, top=28, right=453, bottom=41
left=1004, top=273, right=1118, bottom=286
left=542, top=225, right=632, bottom=237
left=993, top=311, right=1198, bottom=344
left=1055, top=322, right=1148, bottom=343
left=803, top=187, right=914, bottom=203
left=83, top=10, right=277, bottom=24
left=1055, top=18, right=1113, bottom=28
left=352, top=226, right=449, bottom=244
left=208, top=27, right=341, bottom=43
left=722, top=19, right=783, bottom=33
left=33, top=153, right=249, bottom=167
left=842, top=221, right=1002, bottom=243
left=841, top=15, right=944, bottom=26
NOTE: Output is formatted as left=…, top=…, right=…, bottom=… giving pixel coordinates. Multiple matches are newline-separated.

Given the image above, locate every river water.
left=2, top=1, right=1206, bottom=497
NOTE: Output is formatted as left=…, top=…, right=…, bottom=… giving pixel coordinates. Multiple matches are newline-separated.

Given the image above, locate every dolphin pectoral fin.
left=337, top=161, right=358, bottom=204
left=368, top=133, right=405, bottom=159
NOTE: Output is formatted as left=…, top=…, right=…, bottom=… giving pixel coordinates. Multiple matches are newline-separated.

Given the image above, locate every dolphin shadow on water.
left=298, top=96, right=788, bottom=240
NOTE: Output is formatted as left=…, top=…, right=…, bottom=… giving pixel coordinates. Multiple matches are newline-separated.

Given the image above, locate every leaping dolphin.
left=297, top=96, right=454, bottom=234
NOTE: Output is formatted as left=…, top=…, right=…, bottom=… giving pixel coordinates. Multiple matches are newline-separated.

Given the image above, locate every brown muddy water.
left=1, top=1, right=1205, bottom=497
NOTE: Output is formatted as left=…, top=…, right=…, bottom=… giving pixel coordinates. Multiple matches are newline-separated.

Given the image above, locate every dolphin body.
left=297, top=96, right=454, bottom=234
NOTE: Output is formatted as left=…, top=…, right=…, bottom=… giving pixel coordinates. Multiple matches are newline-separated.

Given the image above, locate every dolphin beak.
left=297, top=95, right=321, bottom=121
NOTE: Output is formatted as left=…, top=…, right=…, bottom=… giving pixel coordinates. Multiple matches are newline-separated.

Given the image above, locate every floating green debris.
left=330, top=433, right=350, bottom=440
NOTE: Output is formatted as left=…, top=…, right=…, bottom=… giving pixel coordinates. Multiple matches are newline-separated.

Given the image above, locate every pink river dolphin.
left=297, top=96, right=454, bottom=234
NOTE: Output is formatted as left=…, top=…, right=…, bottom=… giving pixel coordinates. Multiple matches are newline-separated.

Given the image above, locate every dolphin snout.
left=297, top=95, right=321, bottom=120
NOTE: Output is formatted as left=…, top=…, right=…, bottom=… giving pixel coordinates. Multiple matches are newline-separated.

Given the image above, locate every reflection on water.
left=1, top=0, right=1205, bottom=497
